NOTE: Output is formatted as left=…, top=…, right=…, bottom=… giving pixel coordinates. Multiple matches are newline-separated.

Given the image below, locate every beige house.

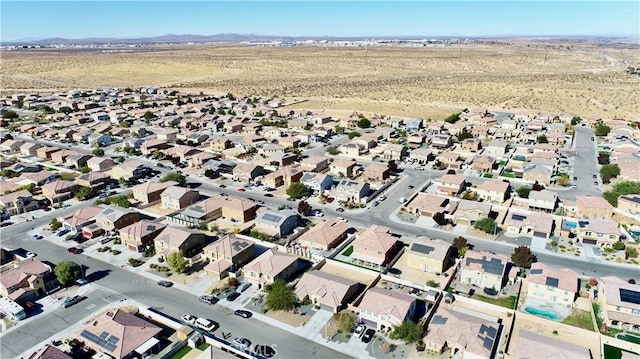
left=295, top=271, right=360, bottom=313
left=333, top=179, right=370, bottom=203
left=577, top=220, right=621, bottom=247
left=232, top=163, right=264, bottom=182
left=96, top=206, right=141, bottom=232
left=120, top=220, right=166, bottom=252
left=160, top=186, right=199, bottom=210
left=87, top=157, right=117, bottom=172
left=203, top=235, right=256, bottom=279
left=167, top=195, right=225, bottom=227
left=576, top=196, right=614, bottom=220
left=154, top=226, right=205, bottom=258
left=528, top=189, right=557, bottom=212
left=515, top=330, right=591, bottom=359
left=618, top=194, right=640, bottom=214
left=243, top=248, right=299, bottom=287
left=221, top=198, right=259, bottom=223
left=471, top=154, right=496, bottom=172
left=423, top=307, right=501, bottom=358
left=42, top=180, right=78, bottom=203
left=475, top=180, right=510, bottom=203
left=351, top=225, right=398, bottom=268
left=598, top=277, right=640, bottom=331
left=522, top=164, right=552, bottom=186
left=358, top=287, right=417, bottom=331
left=526, top=263, right=578, bottom=307
left=297, top=219, right=350, bottom=251
left=61, top=206, right=103, bottom=232
left=452, top=200, right=493, bottom=226
left=404, top=239, right=452, bottom=274
left=406, top=193, right=456, bottom=218
left=434, top=174, right=466, bottom=196
left=0, top=190, right=38, bottom=215
left=262, top=166, right=303, bottom=189
left=503, top=210, right=555, bottom=239
left=329, top=159, right=357, bottom=179
left=460, top=251, right=510, bottom=291
left=0, top=259, right=51, bottom=302
left=132, top=181, right=178, bottom=205
left=362, top=163, right=390, bottom=183
left=299, top=156, right=329, bottom=173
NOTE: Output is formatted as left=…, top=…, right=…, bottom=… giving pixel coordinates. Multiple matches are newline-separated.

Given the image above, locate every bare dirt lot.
left=1, top=43, right=638, bottom=120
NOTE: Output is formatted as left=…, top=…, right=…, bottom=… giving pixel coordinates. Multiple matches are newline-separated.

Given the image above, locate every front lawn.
left=562, top=308, right=595, bottom=331
left=342, top=245, right=353, bottom=257
left=471, top=294, right=516, bottom=309
left=171, top=346, right=192, bottom=359
left=483, top=173, right=494, bottom=178
left=502, top=173, right=516, bottom=178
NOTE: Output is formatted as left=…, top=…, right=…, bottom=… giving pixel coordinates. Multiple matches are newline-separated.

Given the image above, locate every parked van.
left=195, top=318, right=217, bottom=332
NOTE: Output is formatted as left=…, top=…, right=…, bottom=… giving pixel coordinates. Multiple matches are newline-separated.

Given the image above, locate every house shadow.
left=187, top=182, right=202, bottom=189
left=85, top=269, right=111, bottom=283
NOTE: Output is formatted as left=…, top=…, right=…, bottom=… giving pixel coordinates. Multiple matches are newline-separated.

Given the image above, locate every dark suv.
left=68, top=247, right=83, bottom=254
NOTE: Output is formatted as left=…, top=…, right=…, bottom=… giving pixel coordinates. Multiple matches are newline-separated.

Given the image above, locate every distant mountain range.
left=3, top=33, right=638, bottom=46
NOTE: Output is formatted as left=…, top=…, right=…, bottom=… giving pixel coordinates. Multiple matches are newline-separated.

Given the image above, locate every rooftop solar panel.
left=530, top=269, right=543, bottom=275
left=511, top=214, right=526, bottom=221
left=262, top=213, right=283, bottom=223
left=545, top=277, right=559, bottom=288
left=431, top=315, right=448, bottom=325
left=410, top=243, right=434, bottom=255
left=619, top=288, right=640, bottom=305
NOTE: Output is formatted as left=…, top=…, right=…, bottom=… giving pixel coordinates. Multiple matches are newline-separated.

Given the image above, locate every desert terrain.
left=1, top=43, right=638, bottom=120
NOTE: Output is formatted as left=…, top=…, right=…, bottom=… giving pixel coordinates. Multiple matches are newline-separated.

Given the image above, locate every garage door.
left=533, top=231, right=547, bottom=238
left=583, top=239, right=597, bottom=245
left=319, top=304, right=334, bottom=313
left=361, top=318, right=377, bottom=329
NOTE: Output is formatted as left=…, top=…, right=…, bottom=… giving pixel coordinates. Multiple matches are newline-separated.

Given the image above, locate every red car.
left=325, top=198, right=334, bottom=203
left=237, top=188, right=246, bottom=192
left=68, top=247, right=83, bottom=254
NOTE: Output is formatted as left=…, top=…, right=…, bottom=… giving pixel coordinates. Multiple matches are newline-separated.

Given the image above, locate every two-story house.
left=351, top=225, right=398, bottom=268
left=160, top=186, right=199, bottom=211
left=243, top=248, right=299, bottom=288
left=526, top=263, right=578, bottom=307
left=598, top=277, right=640, bottom=331
left=460, top=251, right=510, bottom=291
left=295, top=271, right=360, bottom=313
left=358, top=287, right=417, bottom=331
left=203, top=235, right=256, bottom=280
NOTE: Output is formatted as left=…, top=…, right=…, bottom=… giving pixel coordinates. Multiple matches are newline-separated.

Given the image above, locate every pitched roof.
left=160, top=186, right=198, bottom=200
left=62, top=205, right=103, bottom=227
left=224, top=198, right=257, bottom=212
left=243, top=248, right=297, bottom=279
left=298, top=219, right=350, bottom=248
left=132, top=180, right=178, bottom=194
left=408, top=239, right=451, bottom=260
left=203, top=235, right=254, bottom=258
left=295, top=270, right=358, bottom=308
left=528, top=263, right=578, bottom=293
left=351, top=225, right=397, bottom=265
left=154, top=226, right=203, bottom=248
left=462, top=251, right=509, bottom=276
left=0, top=259, right=50, bottom=289
left=358, top=287, right=416, bottom=322
left=576, top=196, right=614, bottom=210
left=119, top=220, right=166, bottom=239
left=515, top=330, right=590, bottom=359
left=477, top=180, right=509, bottom=193
left=28, top=344, right=73, bottom=359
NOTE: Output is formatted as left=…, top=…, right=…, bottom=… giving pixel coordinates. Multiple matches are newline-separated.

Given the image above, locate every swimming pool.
left=564, top=221, right=577, bottom=229
left=616, top=333, right=640, bottom=344
left=523, top=306, right=563, bottom=321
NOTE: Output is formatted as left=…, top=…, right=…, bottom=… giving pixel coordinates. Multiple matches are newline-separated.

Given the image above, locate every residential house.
left=263, top=166, right=303, bottom=189
left=0, top=190, right=38, bottom=215
left=202, top=235, right=255, bottom=279
left=35, top=146, right=61, bottom=160
left=110, top=160, right=151, bottom=180
left=433, top=174, right=466, bottom=196
left=140, top=139, right=169, bottom=155
left=333, top=179, right=370, bottom=203
left=167, top=196, right=225, bottom=227
left=157, top=128, right=179, bottom=141
left=362, top=163, right=390, bottom=183
left=598, top=276, right=640, bottom=330
left=460, top=251, right=510, bottom=291
left=77, top=309, right=162, bottom=359
left=452, top=200, right=493, bottom=226
left=405, top=238, right=452, bottom=274
left=484, top=140, right=509, bottom=156
left=0, top=140, right=25, bottom=153
left=295, top=271, right=360, bottom=313
left=618, top=194, right=640, bottom=215
left=254, top=209, right=299, bottom=238
left=154, top=226, right=205, bottom=258
left=528, top=189, right=557, bottom=212
left=28, top=345, right=73, bottom=359
left=461, top=138, right=482, bottom=152
left=0, top=259, right=51, bottom=302
left=300, top=172, right=333, bottom=195
left=222, top=198, right=259, bottom=223
left=515, top=330, right=591, bottom=359
left=232, top=163, right=265, bottom=183
left=88, top=133, right=112, bottom=147
left=576, top=196, right=614, bottom=220
left=42, top=180, right=78, bottom=203
left=339, top=142, right=366, bottom=158
left=20, top=142, right=43, bottom=157
left=76, top=171, right=111, bottom=190
left=527, top=263, right=578, bottom=307
left=329, top=159, right=357, bottom=179
left=358, top=287, right=417, bottom=331
left=66, top=154, right=93, bottom=169
left=96, top=206, right=141, bottom=232
left=120, top=220, right=167, bottom=252
left=87, top=157, right=117, bottom=172
left=210, top=137, right=233, bottom=152
left=430, top=135, right=452, bottom=149
left=297, top=219, right=350, bottom=251
left=406, top=193, right=456, bottom=218
left=299, top=156, right=329, bottom=173
left=243, top=248, right=299, bottom=287
left=409, top=148, right=434, bottom=164
left=503, top=210, right=555, bottom=239
left=61, top=206, right=103, bottom=232
left=475, top=180, right=510, bottom=203
left=577, top=220, right=621, bottom=247
left=380, top=144, right=407, bottom=161
left=160, top=186, right=199, bottom=210
left=471, top=155, right=496, bottom=173
left=423, top=307, right=501, bottom=359
left=351, top=225, right=398, bottom=268
left=437, top=151, right=463, bottom=170
left=522, top=164, right=552, bottom=186
left=131, top=181, right=178, bottom=205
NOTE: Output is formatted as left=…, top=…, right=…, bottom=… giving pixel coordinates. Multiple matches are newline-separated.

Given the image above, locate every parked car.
left=233, top=337, right=252, bottom=349
left=31, top=234, right=43, bottom=240
left=199, top=295, right=218, bottom=305
left=219, top=184, right=227, bottom=188
left=573, top=176, right=578, bottom=181
left=56, top=228, right=70, bottom=237
left=157, top=280, right=173, bottom=288
left=325, top=197, right=334, bottom=203
left=237, top=188, right=246, bottom=192
left=336, top=208, right=345, bottom=212
left=67, top=247, right=83, bottom=254
left=181, top=314, right=197, bottom=325
left=61, top=295, right=83, bottom=308
left=336, top=217, right=348, bottom=223
left=372, top=201, right=380, bottom=207
left=99, top=237, right=114, bottom=244
left=264, top=193, right=274, bottom=197
left=361, top=328, right=375, bottom=343
left=234, top=310, right=252, bottom=318
left=593, top=174, right=597, bottom=179
left=239, top=283, right=252, bottom=292
left=408, top=185, right=414, bottom=189
left=227, top=292, right=241, bottom=301
left=354, top=324, right=366, bottom=338
left=195, top=318, right=218, bottom=332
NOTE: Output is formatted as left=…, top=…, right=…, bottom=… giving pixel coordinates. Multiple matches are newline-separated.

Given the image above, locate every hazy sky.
left=1, top=1, right=638, bottom=41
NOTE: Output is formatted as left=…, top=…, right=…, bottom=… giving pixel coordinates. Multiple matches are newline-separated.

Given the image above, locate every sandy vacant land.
left=1, top=43, right=638, bottom=120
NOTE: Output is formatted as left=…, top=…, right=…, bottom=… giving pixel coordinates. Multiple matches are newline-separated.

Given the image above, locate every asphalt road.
left=1, top=226, right=346, bottom=359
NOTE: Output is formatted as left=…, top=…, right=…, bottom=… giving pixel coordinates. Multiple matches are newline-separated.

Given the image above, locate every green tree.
left=389, top=321, right=424, bottom=344
left=348, top=131, right=361, bottom=140
left=357, top=118, right=371, bottom=129
left=265, top=279, right=296, bottom=311
left=557, top=176, right=570, bottom=187
left=626, top=246, right=639, bottom=259
left=511, top=245, right=535, bottom=268
left=78, top=166, right=91, bottom=174
left=1, top=169, right=19, bottom=178
left=50, top=218, right=62, bottom=231
left=595, top=124, right=611, bottom=137
left=1, top=110, right=18, bottom=119
left=286, top=182, right=309, bottom=199
left=613, top=241, right=626, bottom=251
left=167, top=250, right=187, bottom=273
left=297, top=200, right=312, bottom=216
left=338, top=313, right=356, bottom=333
left=92, top=148, right=105, bottom=157
left=119, top=120, right=131, bottom=128
left=444, top=113, right=460, bottom=124
left=75, top=186, right=95, bottom=201
left=456, top=130, right=473, bottom=142
left=603, top=191, right=619, bottom=207
left=571, top=116, right=582, bottom=126
left=600, top=164, right=620, bottom=184
left=54, top=260, right=81, bottom=286
left=106, top=195, right=131, bottom=208
left=335, top=126, right=346, bottom=135
left=536, top=135, right=549, bottom=144
left=152, top=151, right=165, bottom=160
left=516, top=186, right=532, bottom=199
left=326, top=146, right=339, bottom=155
left=452, top=236, right=468, bottom=250
left=474, top=217, right=498, bottom=234
left=143, top=110, right=155, bottom=120
left=160, top=172, right=187, bottom=186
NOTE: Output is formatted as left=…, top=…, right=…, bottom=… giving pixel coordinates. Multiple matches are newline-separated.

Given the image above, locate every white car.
left=354, top=324, right=366, bottom=338
left=181, top=314, right=197, bottom=325
left=337, top=217, right=348, bottom=223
